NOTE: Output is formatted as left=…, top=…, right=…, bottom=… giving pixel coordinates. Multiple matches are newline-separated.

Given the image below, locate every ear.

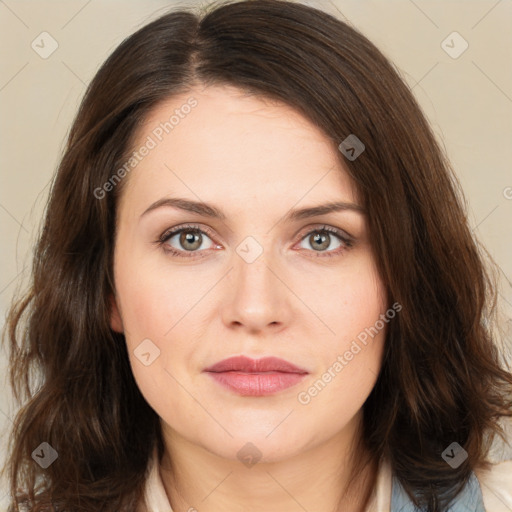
left=109, top=293, right=124, bottom=333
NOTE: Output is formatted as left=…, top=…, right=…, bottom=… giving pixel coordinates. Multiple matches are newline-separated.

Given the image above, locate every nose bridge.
left=233, top=233, right=278, bottom=297
left=223, top=233, right=288, bottom=330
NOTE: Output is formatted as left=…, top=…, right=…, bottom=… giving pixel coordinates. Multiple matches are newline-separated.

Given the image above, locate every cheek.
left=113, top=255, right=205, bottom=401
left=318, top=254, right=387, bottom=343
left=114, top=252, right=191, bottom=341
left=298, top=255, right=387, bottom=405
left=296, top=325, right=386, bottom=422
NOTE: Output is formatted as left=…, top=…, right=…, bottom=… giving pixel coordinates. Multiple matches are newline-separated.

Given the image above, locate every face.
left=110, top=84, right=389, bottom=464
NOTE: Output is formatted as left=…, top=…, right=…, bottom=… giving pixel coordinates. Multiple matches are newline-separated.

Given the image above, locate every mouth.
left=203, top=356, right=309, bottom=396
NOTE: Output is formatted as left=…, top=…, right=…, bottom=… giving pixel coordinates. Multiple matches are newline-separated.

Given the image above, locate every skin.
left=110, top=84, right=389, bottom=512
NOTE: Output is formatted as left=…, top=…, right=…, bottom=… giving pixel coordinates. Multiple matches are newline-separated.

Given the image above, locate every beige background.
left=1, top=0, right=511, bottom=507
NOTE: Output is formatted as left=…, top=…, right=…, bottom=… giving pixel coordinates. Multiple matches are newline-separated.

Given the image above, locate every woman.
left=2, top=1, right=512, bottom=511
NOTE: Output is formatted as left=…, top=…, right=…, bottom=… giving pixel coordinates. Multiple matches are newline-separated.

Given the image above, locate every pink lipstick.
left=203, top=355, right=308, bottom=396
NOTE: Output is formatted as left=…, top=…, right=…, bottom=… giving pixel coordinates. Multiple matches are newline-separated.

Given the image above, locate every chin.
left=198, top=431, right=309, bottom=465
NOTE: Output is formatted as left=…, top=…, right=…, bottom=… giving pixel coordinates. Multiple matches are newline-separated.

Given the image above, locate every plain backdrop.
left=1, top=0, right=511, bottom=507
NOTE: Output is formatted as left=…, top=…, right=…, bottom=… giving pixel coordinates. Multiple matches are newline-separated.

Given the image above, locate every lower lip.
left=205, top=371, right=307, bottom=396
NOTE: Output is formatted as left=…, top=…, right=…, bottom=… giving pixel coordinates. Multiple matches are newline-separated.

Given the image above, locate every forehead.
left=121, top=84, right=360, bottom=213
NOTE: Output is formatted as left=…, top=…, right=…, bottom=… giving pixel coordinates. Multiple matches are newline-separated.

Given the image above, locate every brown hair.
left=2, top=1, right=511, bottom=510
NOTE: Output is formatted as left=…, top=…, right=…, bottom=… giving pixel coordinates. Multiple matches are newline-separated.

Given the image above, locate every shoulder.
left=381, top=457, right=512, bottom=512
left=475, top=460, right=512, bottom=512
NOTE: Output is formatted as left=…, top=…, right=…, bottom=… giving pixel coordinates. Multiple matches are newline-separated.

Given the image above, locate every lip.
left=203, top=356, right=309, bottom=396
left=204, top=355, right=308, bottom=374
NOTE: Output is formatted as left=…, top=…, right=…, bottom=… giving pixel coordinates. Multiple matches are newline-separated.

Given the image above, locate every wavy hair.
left=2, top=1, right=512, bottom=510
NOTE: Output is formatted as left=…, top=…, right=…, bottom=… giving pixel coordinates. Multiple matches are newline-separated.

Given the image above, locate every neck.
left=158, top=418, right=377, bottom=512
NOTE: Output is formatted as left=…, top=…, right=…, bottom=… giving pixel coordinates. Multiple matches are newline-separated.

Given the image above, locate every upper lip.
left=204, top=356, right=309, bottom=374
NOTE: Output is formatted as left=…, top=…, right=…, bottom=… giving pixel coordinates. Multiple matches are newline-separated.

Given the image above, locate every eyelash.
left=156, top=223, right=354, bottom=259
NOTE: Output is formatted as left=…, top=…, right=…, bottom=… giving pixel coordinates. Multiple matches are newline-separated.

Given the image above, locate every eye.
left=156, top=224, right=353, bottom=259
left=157, top=224, right=219, bottom=259
left=295, top=225, right=353, bottom=258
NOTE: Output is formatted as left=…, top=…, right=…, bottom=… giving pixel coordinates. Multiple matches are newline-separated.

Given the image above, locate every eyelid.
left=294, top=224, right=354, bottom=244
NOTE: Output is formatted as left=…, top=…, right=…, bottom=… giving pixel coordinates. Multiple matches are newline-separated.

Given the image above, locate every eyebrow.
left=140, top=197, right=366, bottom=222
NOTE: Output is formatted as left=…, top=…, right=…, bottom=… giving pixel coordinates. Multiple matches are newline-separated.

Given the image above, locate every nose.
left=220, top=246, right=294, bottom=334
